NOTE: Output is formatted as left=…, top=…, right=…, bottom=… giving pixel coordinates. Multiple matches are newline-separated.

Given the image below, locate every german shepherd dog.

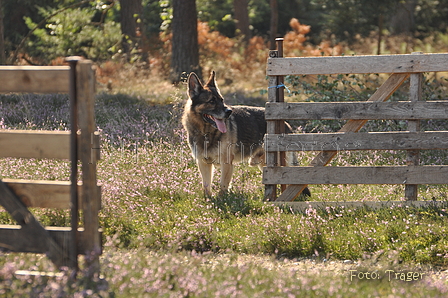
left=182, top=71, right=310, bottom=197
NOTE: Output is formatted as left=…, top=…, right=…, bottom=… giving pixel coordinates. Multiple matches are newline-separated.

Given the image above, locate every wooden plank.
left=265, top=101, right=448, bottom=120
left=265, top=131, right=448, bottom=152
left=0, top=66, right=70, bottom=93
left=77, top=60, right=101, bottom=274
left=263, top=166, right=448, bottom=185
left=0, top=225, right=101, bottom=255
left=267, top=53, right=448, bottom=76
left=272, top=201, right=448, bottom=212
left=0, top=130, right=100, bottom=160
left=2, top=179, right=101, bottom=209
left=336, top=73, right=410, bottom=134
left=0, top=180, right=70, bottom=267
left=0, top=130, right=70, bottom=159
left=272, top=73, right=410, bottom=201
left=265, top=40, right=288, bottom=199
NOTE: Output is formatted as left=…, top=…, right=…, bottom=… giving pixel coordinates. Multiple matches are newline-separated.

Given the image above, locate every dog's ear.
left=205, top=71, right=218, bottom=89
left=187, top=72, right=203, bottom=99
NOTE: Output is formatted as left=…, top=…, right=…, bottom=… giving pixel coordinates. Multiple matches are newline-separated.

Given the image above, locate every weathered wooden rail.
left=0, top=59, right=101, bottom=275
left=264, top=39, right=448, bottom=208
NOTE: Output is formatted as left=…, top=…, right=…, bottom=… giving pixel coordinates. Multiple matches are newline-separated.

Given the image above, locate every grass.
left=1, top=250, right=447, bottom=297
left=1, top=89, right=448, bottom=297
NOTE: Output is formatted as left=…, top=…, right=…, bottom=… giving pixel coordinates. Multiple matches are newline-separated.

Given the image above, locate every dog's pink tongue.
left=214, top=117, right=227, bottom=133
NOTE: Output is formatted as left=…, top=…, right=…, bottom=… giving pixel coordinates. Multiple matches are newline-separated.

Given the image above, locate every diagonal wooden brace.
left=275, top=73, right=410, bottom=201
left=0, top=179, right=71, bottom=268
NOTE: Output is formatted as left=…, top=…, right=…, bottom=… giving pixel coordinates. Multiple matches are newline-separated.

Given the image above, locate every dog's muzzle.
left=203, top=108, right=232, bottom=133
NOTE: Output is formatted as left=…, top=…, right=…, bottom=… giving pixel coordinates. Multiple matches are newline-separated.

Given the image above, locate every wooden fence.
left=264, top=39, right=448, bottom=209
left=0, top=58, right=101, bottom=275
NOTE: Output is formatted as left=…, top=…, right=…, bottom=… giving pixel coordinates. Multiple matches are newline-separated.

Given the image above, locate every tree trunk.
left=389, top=0, right=417, bottom=35
left=170, top=0, right=201, bottom=83
left=119, top=0, right=148, bottom=62
left=233, top=0, right=251, bottom=43
left=377, top=14, right=383, bottom=55
left=269, top=0, right=278, bottom=50
left=0, top=0, right=5, bottom=64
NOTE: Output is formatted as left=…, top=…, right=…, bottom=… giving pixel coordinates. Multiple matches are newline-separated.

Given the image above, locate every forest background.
left=1, top=0, right=448, bottom=85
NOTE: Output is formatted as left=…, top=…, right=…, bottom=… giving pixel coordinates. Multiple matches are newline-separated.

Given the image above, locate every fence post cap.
left=65, top=56, right=84, bottom=63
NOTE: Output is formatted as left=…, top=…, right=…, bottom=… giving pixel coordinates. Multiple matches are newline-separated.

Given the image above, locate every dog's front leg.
left=197, top=159, right=213, bottom=196
left=219, top=154, right=234, bottom=195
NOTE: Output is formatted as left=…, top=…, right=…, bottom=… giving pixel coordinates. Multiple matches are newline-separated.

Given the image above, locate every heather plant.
left=2, top=250, right=447, bottom=298
left=1, top=92, right=448, bottom=296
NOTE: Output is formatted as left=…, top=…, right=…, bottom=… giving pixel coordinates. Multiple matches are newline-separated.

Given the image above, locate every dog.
left=182, top=71, right=310, bottom=197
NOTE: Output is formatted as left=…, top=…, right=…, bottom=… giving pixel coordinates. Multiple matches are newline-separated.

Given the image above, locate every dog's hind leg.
left=219, top=163, right=234, bottom=194
left=285, top=151, right=299, bottom=166
left=249, top=151, right=265, bottom=171
left=285, top=151, right=311, bottom=197
left=197, top=159, right=213, bottom=196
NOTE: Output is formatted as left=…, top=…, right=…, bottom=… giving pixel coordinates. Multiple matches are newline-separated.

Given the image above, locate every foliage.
left=3, top=0, right=448, bottom=67
left=284, top=18, right=343, bottom=56
left=198, top=0, right=448, bottom=43
left=308, top=0, right=401, bottom=43
left=197, top=22, right=267, bottom=76
left=196, top=0, right=235, bottom=37
left=2, top=0, right=56, bottom=50
left=23, top=3, right=121, bottom=63
left=142, top=0, right=165, bottom=35
left=414, top=0, right=448, bottom=36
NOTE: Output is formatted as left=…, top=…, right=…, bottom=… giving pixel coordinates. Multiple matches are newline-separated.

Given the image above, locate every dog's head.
left=187, top=71, right=232, bottom=133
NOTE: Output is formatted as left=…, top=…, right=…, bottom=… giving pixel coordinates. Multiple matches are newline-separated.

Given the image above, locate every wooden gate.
left=0, top=58, right=101, bottom=274
left=264, top=39, right=448, bottom=208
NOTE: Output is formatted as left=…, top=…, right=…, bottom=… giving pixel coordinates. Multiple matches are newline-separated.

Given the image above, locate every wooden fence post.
left=67, top=56, right=80, bottom=272
left=77, top=60, right=101, bottom=276
left=265, top=38, right=286, bottom=201
left=405, top=52, right=423, bottom=201
left=265, top=73, right=278, bottom=201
